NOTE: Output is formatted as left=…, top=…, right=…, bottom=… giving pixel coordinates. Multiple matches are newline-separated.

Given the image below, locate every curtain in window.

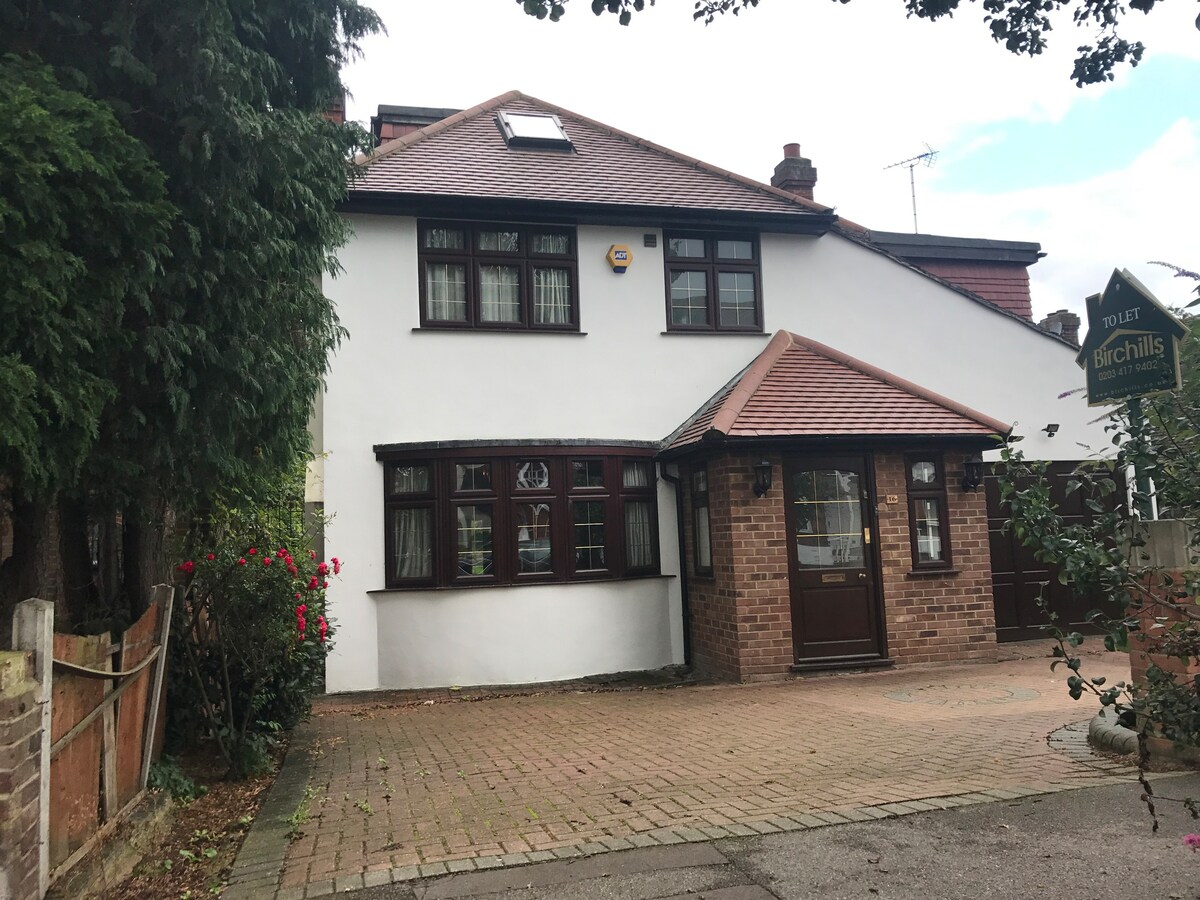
left=533, top=268, right=571, bottom=324
left=622, top=461, right=651, bottom=488
left=393, top=508, right=432, bottom=579
left=625, top=501, right=654, bottom=568
left=426, top=263, right=466, bottom=321
left=480, top=265, right=521, bottom=323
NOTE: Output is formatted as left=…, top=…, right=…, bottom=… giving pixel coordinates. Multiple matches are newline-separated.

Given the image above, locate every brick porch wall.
left=684, top=454, right=791, bottom=682
left=684, top=456, right=743, bottom=680
left=681, top=449, right=997, bottom=681
left=875, top=452, right=997, bottom=665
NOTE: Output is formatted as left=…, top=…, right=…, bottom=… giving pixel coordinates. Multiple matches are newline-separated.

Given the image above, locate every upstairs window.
left=905, top=454, right=952, bottom=570
left=419, top=222, right=578, bottom=332
left=664, top=234, right=762, bottom=333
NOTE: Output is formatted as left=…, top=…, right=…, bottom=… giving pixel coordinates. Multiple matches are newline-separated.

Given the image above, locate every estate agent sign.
left=1076, top=268, right=1187, bottom=407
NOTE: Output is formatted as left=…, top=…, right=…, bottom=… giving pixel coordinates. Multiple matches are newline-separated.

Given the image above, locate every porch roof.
left=662, top=330, right=1012, bottom=453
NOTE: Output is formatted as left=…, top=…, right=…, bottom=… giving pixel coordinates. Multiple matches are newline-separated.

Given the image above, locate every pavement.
left=342, top=774, right=1200, bottom=899
left=223, top=642, right=1191, bottom=900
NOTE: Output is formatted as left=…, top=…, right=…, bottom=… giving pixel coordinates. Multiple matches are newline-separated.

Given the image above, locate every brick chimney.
left=322, top=92, right=346, bottom=125
left=771, top=143, right=818, bottom=201
left=1038, top=309, right=1081, bottom=346
left=371, top=105, right=461, bottom=145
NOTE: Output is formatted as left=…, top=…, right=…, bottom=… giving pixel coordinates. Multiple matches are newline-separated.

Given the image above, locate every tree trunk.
left=59, top=495, right=98, bottom=627
left=0, top=496, right=69, bottom=645
left=122, top=496, right=171, bottom=620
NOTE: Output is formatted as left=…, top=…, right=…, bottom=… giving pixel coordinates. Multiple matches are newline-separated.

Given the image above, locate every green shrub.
left=167, top=465, right=340, bottom=778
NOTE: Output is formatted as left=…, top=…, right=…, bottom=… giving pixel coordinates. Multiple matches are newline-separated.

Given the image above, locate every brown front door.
left=785, top=455, right=885, bottom=663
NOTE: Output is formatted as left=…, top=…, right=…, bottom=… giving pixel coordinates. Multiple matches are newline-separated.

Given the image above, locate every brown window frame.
left=664, top=233, right=763, bottom=333
left=904, top=453, right=953, bottom=570
left=691, top=466, right=713, bottom=576
left=418, top=221, right=579, bottom=332
left=382, top=446, right=658, bottom=590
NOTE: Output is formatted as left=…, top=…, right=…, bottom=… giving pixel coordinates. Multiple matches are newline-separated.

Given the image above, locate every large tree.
left=517, top=0, right=1184, bottom=85
left=0, top=0, right=381, bottom=632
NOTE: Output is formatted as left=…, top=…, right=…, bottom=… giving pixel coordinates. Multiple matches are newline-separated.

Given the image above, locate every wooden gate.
left=47, top=585, right=173, bottom=880
left=986, top=462, right=1119, bottom=642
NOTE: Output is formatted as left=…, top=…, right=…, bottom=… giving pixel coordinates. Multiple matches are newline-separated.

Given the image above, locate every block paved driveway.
left=269, top=647, right=1135, bottom=894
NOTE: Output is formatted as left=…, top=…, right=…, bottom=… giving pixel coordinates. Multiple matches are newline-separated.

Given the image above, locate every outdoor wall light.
left=753, top=460, right=774, bottom=498
left=1043, top=423, right=1060, bottom=438
left=961, top=454, right=985, bottom=492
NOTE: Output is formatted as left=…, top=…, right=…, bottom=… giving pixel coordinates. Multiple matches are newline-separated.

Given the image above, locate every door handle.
left=858, top=573, right=867, bottom=580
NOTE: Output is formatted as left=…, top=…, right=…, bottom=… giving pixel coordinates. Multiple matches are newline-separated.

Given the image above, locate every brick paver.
left=233, top=647, right=1137, bottom=896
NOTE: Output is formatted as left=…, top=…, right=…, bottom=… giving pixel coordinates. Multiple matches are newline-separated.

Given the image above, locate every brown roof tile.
left=664, top=331, right=1012, bottom=451
left=353, top=91, right=833, bottom=217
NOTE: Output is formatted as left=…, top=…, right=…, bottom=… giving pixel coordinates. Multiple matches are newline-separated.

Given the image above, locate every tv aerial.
left=884, top=143, right=939, bottom=233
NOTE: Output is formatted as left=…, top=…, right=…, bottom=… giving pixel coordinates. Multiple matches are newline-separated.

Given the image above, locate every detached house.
left=315, top=91, right=1103, bottom=693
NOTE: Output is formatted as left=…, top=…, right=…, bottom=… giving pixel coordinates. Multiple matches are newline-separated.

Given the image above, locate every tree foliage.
left=0, top=0, right=381, bottom=626
left=517, top=0, right=1184, bottom=85
left=996, top=278, right=1200, bottom=828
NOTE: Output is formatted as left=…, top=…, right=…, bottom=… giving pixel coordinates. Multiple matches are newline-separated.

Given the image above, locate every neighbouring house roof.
left=351, top=91, right=836, bottom=223
left=662, top=330, right=1012, bottom=454
left=869, top=231, right=1045, bottom=320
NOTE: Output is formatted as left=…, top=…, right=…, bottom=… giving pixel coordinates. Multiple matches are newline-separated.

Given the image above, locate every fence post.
left=13, top=599, right=53, bottom=900
left=140, top=584, right=174, bottom=791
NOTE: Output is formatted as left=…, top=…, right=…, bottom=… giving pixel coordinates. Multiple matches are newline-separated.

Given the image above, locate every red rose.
left=308, top=576, right=319, bottom=590
left=295, top=593, right=302, bottom=600
left=309, top=550, right=317, bottom=560
left=317, top=562, right=329, bottom=576
left=322, top=580, right=329, bottom=589
left=297, top=604, right=307, bottom=614
left=285, top=555, right=294, bottom=566
left=206, top=553, right=215, bottom=561
left=333, top=561, right=341, bottom=575
left=248, top=547, right=257, bottom=555
left=238, top=558, right=247, bottom=566
left=287, top=565, right=298, bottom=576
left=263, top=557, right=272, bottom=567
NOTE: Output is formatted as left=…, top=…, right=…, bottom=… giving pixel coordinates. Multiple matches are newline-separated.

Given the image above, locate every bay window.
left=382, top=447, right=659, bottom=589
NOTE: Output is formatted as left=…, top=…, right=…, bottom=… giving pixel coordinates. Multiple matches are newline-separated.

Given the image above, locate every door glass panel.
left=791, top=468, right=863, bottom=568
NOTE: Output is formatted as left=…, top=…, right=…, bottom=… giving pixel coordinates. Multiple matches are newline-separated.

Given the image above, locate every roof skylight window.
left=497, top=111, right=573, bottom=150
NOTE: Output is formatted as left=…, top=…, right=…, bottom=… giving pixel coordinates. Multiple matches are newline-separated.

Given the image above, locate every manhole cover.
left=884, top=683, right=1041, bottom=706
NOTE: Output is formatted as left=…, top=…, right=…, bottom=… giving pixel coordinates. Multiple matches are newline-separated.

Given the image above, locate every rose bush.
left=166, top=465, right=340, bottom=778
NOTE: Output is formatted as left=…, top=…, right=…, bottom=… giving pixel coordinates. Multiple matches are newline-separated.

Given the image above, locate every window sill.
left=412, top=327, right=587, bottom=336
left=368, top=573, right=675, bottom=594
left=905, top=568, right=961, bottom=578
left=659, top=331, right=766, bottom=337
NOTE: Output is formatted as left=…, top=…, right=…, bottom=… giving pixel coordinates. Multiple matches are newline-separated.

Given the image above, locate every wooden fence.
left=10, top=585, right=173, bottom=895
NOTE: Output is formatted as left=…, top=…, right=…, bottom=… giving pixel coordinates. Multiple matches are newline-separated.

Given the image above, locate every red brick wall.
left=0, top=651, right=43, bottom=900
left=1127, top=571, right=1200, bottom=686
left=874, top=452, right=997, bottom=665
left=682, top=449, right=997, bottom=680
left=683, top=454, right=791, bottom=681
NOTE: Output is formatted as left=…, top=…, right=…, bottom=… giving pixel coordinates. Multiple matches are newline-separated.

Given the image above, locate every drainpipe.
left=659, top=464, right=691, bottom=667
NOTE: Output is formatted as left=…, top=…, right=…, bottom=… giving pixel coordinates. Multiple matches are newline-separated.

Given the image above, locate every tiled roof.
left=664, top=331, right=1012, bottom=451
left=353, top=91, right=832, bottom=217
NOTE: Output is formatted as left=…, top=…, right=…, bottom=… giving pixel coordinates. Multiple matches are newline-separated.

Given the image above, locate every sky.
left=341, top=0, right=1200, bottom=323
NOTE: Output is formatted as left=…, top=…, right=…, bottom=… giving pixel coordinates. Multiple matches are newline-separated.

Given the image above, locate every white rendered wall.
left=320, top=214, right=1106, bottom=692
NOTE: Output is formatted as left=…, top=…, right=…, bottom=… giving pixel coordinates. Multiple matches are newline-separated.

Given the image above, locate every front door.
left=785, top=455, right=885, bottom=663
